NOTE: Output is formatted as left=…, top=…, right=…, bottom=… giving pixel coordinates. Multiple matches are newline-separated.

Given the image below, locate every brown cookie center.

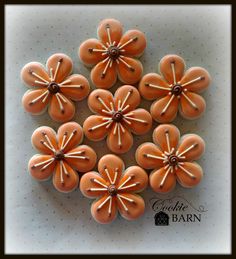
left=48, top=81, right=60, bottom=94
left=171, top=84, right=183, bottom=96
left=168, top=155, right=179, bottom=166
left=107, top=184, right=117, bottom=196
left=112, top=111, right=123, bottom=122
left=107, top=45, right=120, bottom=60
left=54, top=150, right=64, bottom=160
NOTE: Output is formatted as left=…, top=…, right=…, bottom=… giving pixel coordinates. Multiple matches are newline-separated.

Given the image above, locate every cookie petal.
left=31, top=126, right=58, bottom=155
left=153, top=124, right=180, bottom=152
left=97, top=18, right=123, bottom=46
left=28, top=154, right=56, bottom=181
left=91, top=195, right=118, bottom=224
left=83, top=115, right=111, bottom=141
left=114, top=85, right=140, bottom=113
left=78, top=38, right=105, bottom=66
left=177, top=134, right=205, bottom=161
left=53, top=161, right=79, bottom=193
left=80, top=172, right=109, bottom=198
left=150, top=95, right=179, bottom=123
left=149, top=167, right=176, bottom=193
left=119, top=30, right=146, bottom=57
left=48, top=94, right=75, bottom=122
left=22, top=89, right=50, bottom=115
left=87, top=89, right=114, bottom=116
left=118, top=166, right=148, bottom=193
left=176, top=162, right=203, bottom=188
left=135, top=142, right=164, bottom=170
left=139, top=73, right=171, bottom=100
left=21, top=62, right=50, bottom=88
left=98, top=154, right=124, bottom=184
left=180, top=67, right=211, bottom=93
left=117, top=193, right=145, bottom=221
left=57, top=122, right=83, bottom=153
left=179, top=91, right=206, bottom=119
left=159, top=54, right=185, bottom=85
left=123, top=108, right=152, bottom=135
left=117, top=57, right=143, bottom=85
left=46, top=53, right=73, bottom=83
left=59, top=74, right=90, bottom=101
left=91, top=59, right=117, bottom=89
left=106, top=124, right=133, bottom=154
left=65, top=145, right=97, bottom=173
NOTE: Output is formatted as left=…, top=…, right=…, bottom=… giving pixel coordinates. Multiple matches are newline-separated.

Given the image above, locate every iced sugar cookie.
left=139, top=54, right=211, bottom=123
left=83, top=85, right=152, bottom=154
left=80, top=154, right=148, bottom=224
left=135, top=124, right=205, bottom=193
left=79, top=18, right=146, bottom=89
left=21, top=53, right=90, bottom=122
left=28, top=122, right=97, bottom=193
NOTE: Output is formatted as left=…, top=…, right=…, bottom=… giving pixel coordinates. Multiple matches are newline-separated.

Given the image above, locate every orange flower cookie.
left=83, top=85, right=152, bottom=154
left=135, top=124, right=205, bottom=193
left=21, top=53, right=90, bottom=122
left=78, top=18, right=146, bottom=89
left=28, top=122, right=97, bottom=193
left=80, top=154, right=148, bottom=224
left=139, top=54, right=211, bottom=122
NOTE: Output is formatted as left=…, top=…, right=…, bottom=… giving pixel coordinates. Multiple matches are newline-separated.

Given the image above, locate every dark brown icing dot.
left=54, top=150, right=64, bottom=160
left=47, top=81, right=60, bottom=94
left=171, top=84, right=182, bottom=96
left=107, top=45, right=120, bottom=60
left=107, top=185, right=117, bottom=196
left=168, top=155, right=178, bottom=166
left=112, top=111, right=123, bottom=122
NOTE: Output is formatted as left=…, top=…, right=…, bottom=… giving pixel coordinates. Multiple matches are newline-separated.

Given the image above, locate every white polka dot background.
left=5, top=5, right=231, bottom=254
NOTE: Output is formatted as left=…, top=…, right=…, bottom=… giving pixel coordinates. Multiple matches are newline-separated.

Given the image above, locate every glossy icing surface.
left=29, top=122, right=97, bottom=193
left=79, top=18, right=146, bottom=89
left=21, top=53, right=90, bottom=122
left=80, top=154, right=148, bottom=224
left=136, top=124, right=205, bottom=193
left=83, top=85, right=152, bottom=154
left=139, top=54, right=211, bottom=123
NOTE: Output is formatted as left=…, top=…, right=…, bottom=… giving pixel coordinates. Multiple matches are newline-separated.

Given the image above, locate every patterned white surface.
left=5, top=5, right=231, bottom=254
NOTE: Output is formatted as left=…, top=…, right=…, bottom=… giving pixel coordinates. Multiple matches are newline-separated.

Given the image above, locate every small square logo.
left=154, top=211, right=169, bottom=226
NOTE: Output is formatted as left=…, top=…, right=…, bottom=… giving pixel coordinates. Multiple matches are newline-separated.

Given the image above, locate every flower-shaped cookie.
left=28, top=122, right=97, bottom=193
left=83, top=85, right=152, bottom=154
left=80, top=154, right=148, bottom=224
left=79, top=18, right=146, bottom=89
left=21, top=53, right=90, bottom=122
left=139, top=54, right=211, bottom=123
left=136, top=124, right=205, bottom=193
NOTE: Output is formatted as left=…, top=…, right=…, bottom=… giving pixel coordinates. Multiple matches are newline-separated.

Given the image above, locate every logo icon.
left=150, top=196, right=207, bottom=226
left=154, top=211, right=169, bottom=226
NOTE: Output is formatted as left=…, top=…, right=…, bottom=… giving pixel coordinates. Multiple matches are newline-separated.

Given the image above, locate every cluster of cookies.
left=21, top=18, right=211, bottom=224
